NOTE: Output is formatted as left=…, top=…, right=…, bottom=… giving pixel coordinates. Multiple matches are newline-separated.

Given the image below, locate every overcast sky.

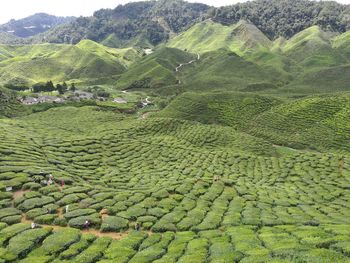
left=0, top=0, right=350, bottom=24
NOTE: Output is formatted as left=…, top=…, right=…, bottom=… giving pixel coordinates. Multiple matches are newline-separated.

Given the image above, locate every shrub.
left=0, top=223, right=31, bottom=246
left=0, top=208, right=21, bottom=219
left=53, top=217, right=68, bottom=227
left=0, top=192, right=12, bottom=201
left=7, top=228, right=52, bottom=258
left=26, top=228, right=81, bottom=256
left=1, top=215, right=22, bottom=225
left=18, top=197, right=55, bottom=211
left=100, top=216, right=129, bottom=232
left=64, top=209, right=96, bottom=220
left=68, top=214, right=101, bottom=229
left=139, top=234, right=162, bottom=250
left=22, top=182, right=41, bottom=191
left=60, top=234, right=96, bottom=260
left=74, top=237, right=112, bottom=263
left=103, top=231, right=148, bottom=261
left=34, top=214, right=58, bottom=225
left=26, top=208, right=49, bottom=220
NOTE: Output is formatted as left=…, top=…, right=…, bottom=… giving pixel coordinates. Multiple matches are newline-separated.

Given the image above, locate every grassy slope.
left=116, top=47, right=196, bottom=90
left=179, top=50, right=284, bottom=91
left=158, top=91, right=350, bottom=154
left=0, top=40, right=141, bottom=85
left=167, top=19, right=271, bottom=55
left=0, top=87, right=26, bottom=118
left=168, top=20, right=292, bottom=82
left=168, top=21, right=350, bottom=93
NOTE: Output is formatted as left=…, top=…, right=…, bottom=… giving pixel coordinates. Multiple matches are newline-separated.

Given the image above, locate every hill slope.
left=159, top=91, right=350, bottom=153
left=167, top=20, right=271, bottom=56
left=0, top=13, right=75, bottom=39
left=116, top=47, right=196, bottom=90
left=179, top=49, right=286, bottom=91
left=0, top=40, right=142, bottom=85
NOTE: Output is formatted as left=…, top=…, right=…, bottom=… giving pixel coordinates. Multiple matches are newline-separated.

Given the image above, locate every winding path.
left=175, top=53, right=200, bottom=72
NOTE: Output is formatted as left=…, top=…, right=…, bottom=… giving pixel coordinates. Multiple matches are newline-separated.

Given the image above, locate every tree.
left=62, top=82, right=68, bottom=91
left=70, top=83, right=76, bottom=92
left=45, top=81, right=55, bottom=92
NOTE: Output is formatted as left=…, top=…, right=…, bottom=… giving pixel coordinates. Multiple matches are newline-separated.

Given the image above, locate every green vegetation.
left=1, top=1, right=350, bottom=262
left=0, top=40, right=141, bottom=86
left=0, top=98, right=349, bottom=261
left=116, top=47, right=196, bottom=90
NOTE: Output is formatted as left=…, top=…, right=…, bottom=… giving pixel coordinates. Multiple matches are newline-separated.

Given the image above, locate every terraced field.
left=0, top=105, right=349, bottom=262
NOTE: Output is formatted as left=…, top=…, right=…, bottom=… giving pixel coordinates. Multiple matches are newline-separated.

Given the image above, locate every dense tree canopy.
left=31, top=0, right=209, bottom=46
left=213, top=0, right=350, bottom=39
left=2, top=0, right=350, bottom=45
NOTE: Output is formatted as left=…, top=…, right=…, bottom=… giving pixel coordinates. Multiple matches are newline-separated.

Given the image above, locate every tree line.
left=4, top=79, right=76, bottom=94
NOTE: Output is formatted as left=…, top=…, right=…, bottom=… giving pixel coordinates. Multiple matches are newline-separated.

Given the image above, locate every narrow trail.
left=175, top=53, right=200, bottom=72
left=12, top=190, right=29, bottom=200
left=175, top=53, right=200, bottom=85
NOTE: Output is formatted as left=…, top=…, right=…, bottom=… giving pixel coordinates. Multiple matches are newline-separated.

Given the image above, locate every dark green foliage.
left=0, top=87, right=26, bottom=118
left=214, top=0, right=350, bottom=39
left=30, top=0, right=209, bottom=46
left=74, top=237, right=112, bottom=263
left=0, top=13, right=74, bottom=38
left=59, top=234, right=96, bottom=259
left=7, top=228, right=52, bottom=258
left=1, top=215, right=21, bottom=225
left=100, top=216, right=129, bottom=232
left=68, top=214, right=101, bottom=229
left=33, top=214, right=57, bottom=225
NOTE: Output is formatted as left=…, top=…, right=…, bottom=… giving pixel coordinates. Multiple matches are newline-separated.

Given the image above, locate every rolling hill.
left=0, top=13, right=75, bottom=39
left=115, top=47, right=196, bottom=90
left=0, top=40, right=142, bottom=85
left=167, top=19, right=271, bottom=56
left=158, top=90, right=350, bottom=154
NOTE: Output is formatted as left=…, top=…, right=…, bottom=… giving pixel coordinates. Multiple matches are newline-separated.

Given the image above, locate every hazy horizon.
left=1, top=0, right=350, bottom=24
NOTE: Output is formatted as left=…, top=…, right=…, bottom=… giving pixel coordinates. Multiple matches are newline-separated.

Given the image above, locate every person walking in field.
left=65, top=205, right=69, bottom=213
left=84, top=220, right=90, bottom=229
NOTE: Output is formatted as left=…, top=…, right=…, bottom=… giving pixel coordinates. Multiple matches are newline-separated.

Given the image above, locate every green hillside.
left=179, top=50, right=287, bottom=91
left=1, top=1, right=350, bottom=262
left=158, top=91, right=350, bottom=154
left=157, top=91, right=283, bottom=126
left=167, top=20, right=292, bottom=82
left=167, top=20, right=271, bottom=56
left=333, top=31, right=350, bottom=58
left=0, top=87, right=26, bottom=117
left=0, top=103, right=349, bottom=262
left=116, top=47, right=196, bottom=90
left=280, top=26, right=347, bottom=70
left=0, top=40, right=142, bottom=85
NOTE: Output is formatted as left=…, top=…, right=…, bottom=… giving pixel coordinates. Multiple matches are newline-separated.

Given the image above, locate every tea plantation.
left=0, top=103, right=349, bottom=262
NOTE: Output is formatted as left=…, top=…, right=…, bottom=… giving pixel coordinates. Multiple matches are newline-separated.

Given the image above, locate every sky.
left=0, top=0, right=350, bottom=24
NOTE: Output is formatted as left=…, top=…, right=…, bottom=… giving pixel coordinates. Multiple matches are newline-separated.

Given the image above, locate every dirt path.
left=175, top=53, right=200, bottom=85
left=12, top=190, right=29, bottom=200
left=140, top=112, right=151, bottom=119
left=175, top=53, right=200, bottom=72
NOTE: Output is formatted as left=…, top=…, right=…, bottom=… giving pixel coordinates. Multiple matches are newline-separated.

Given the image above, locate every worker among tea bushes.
left=84, top=220, right=90, bottom=229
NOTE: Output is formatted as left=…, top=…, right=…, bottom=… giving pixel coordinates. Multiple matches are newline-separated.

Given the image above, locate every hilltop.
left=0, top=40, right=142, bottom=86
left=0, top=13, right=75, bottom=39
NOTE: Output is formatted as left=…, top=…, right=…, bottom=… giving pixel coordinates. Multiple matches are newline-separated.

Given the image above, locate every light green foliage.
left=0, top=41, right=141, bottom=86
left=7, top=228, right=52, bottom=258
